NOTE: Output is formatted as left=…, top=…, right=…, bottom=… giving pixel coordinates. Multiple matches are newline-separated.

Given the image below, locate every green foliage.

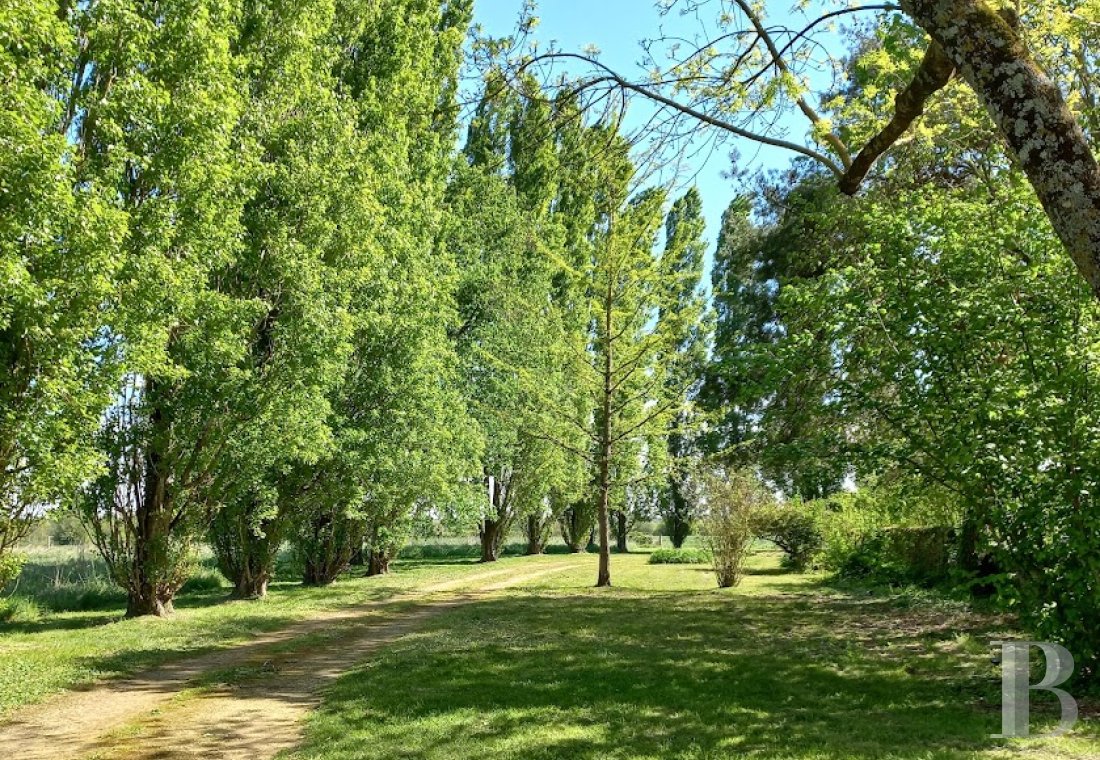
left=834, top=527, right=953, bottom=586
left=0, top=0, right=124, bottom=559
left=0, top=552, right=26, bottom=587
left=695, top=468, right=773, bottom=588
left=752, top=503, right=822, bottom=571
left=449, top=80, right=587, bottom=560
left=647, top=548, right=710, bottom=565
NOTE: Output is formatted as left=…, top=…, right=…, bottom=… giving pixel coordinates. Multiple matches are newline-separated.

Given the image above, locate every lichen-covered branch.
left=900, top=0, right=1100, bottom=298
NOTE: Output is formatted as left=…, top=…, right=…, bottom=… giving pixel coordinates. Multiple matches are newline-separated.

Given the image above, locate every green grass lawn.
left=285, top=551, right=1100, bottom=760
left=0, top=550, right=542, bottom=716
left=4, top=547, right=1097, bottom=758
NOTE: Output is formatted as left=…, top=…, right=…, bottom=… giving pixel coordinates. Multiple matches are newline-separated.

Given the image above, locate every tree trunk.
left=614, top=510, right=628, bottom=553
left=480, top=517, right=505, bottom=562
left=596, top=275, right=613, bottom=588
left=900, top=0, right=1100, bottom=299
left=367, top=549, right=392, bottom=576
left=234, top=570, right=269, bottom=599
left=126, top=399, right=180, bottom=618
left=349, top=543, right=366, bottom=567
left=209, top=500, right=283, bottom=601
left=667, top=476, right=691, bottom=548
left=559, top=503, right=592, bottom=553
left=596, top=486, right=611, bottom=586
left=525, top=514, right=545, bottom=555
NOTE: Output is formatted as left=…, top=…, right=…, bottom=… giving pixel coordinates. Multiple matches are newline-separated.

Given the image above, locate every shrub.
left=0, top=596, right=44, bottom=624
left=0, top=552, right=26, bottom=588
left=695, top=468, right=773, bottom=588
left=752, top=504, right=822, bottom=570
left=628, top=532, right=656, bottom=548
left=648, top=548, right=711, bottom=565
left=179, top=568, right=228, bottom=594
left=837, top=526, right=952, bottom=585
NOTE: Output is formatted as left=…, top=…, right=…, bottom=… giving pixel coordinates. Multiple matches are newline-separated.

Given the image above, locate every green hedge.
left=648, top=548, right=711, bottom=565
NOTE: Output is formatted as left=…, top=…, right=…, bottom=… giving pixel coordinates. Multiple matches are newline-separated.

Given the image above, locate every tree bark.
left=234, top=571, right=269, bottom=599
left=366, top=549, right=392, bottom=576
left=126, top=396, right=179, bottom=618
left=899, top=0, right=1100, bottom=299
left=613, top=510, right=628, bottom=553
left=596, top=276, right=613, bottom=588
left=525, top=514, right=546, bottom=555
left=479, top=517, right=506, bottom=562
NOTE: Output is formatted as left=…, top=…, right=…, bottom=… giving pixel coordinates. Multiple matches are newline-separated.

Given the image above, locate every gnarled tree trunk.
left=366, top=548, right=393, bottom=576
left=125, top=403, right=187, bottom=617
left=525, top=513, right=548, bottom=555
left=209, top=499, right=284, bottom=600
left=559, top=503, right=591, bottom=553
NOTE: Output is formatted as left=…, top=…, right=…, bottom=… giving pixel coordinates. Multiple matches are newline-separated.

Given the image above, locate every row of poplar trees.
left=1, top=0, right=709, bottom=614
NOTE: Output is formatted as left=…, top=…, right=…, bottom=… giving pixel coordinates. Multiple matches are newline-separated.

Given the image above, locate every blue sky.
left=470, top=0, right=840, bottom=261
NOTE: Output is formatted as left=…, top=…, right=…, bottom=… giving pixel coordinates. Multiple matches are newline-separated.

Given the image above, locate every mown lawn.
left=0, top=551, right=540, bottom=716
left=286, top=551, right=1100, bottom=760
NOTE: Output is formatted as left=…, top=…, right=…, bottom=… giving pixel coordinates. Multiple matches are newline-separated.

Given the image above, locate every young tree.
left=574, top=163, right=708, bottom=586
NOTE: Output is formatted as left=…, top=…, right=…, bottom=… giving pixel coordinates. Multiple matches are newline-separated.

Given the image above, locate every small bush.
left=0, top=552, right=26, bottom=587
left=179, top=568, right=227, bottom=594
left=696, top=468, right=772, bottom=588
left=0, top=596, right=45, bottom=624
left=628, top=532, right=656, bottom=548
left=752, top=504, right=822, bottom=570
left=648, top=548, right=710, bottom=565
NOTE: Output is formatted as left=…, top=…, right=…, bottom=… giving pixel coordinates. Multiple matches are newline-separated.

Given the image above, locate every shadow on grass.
left=290, top=590, right=1093, bottom=760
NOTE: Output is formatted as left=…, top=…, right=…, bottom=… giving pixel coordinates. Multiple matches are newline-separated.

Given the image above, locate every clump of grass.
left=179, top=568, right=227, bottom=594
left=647, top=548, right=711, bottom=565
left=0, top=596, right=46, bottom=624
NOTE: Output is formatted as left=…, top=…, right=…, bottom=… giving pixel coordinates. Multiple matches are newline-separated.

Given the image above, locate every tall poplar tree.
left=657, top=189, right=709, bottom=548
left=286, top=0, right=478, bottom=582
left=0, top=2, right=123, bottom=571
left=451, top=77, right=585, bottom=563
left=75, top=0, right=257, bottom=617
left=206, top=0, right=363, bottom=598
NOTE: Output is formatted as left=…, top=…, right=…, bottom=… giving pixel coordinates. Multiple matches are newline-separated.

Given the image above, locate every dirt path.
left=0, top=560, right=578, bottom=760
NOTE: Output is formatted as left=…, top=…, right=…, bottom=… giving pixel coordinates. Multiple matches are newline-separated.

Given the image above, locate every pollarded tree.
left=0, top=2, right=123, bottom=570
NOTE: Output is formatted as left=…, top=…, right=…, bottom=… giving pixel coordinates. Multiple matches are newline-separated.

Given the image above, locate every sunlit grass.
left=286, top=551, right=1099, bottom=760
left=0, top=552, right=544, bottom=716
